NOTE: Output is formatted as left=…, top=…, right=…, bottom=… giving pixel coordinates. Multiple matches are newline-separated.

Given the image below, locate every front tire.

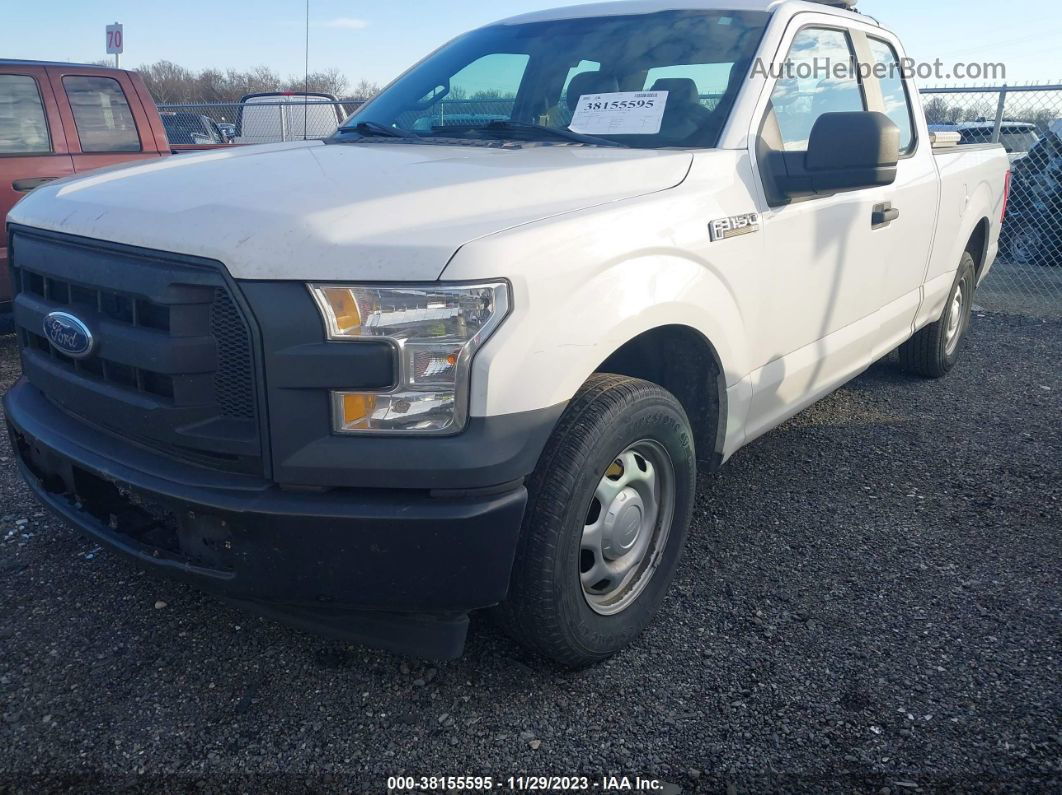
left=898, top=252, right=976, bottom=378
left=496, top=374, right=696, bottom=668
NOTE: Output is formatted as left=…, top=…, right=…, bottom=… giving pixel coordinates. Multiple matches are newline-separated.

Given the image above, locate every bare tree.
left=922, top=95, right=952, bottom=125
left=138, top=60, right=196, bottom=103
left=350, top=79, right=381, bottom=100
left=239, top=66, right=285, bottom=96
left=193, top=68, right=227, bottom=103
left=124, top=59, right=375, bottom=104
left=282, top=68, right=350, bottom=97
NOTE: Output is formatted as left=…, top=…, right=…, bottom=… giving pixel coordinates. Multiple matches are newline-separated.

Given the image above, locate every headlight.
left=308, top=282, right=510, bottom=434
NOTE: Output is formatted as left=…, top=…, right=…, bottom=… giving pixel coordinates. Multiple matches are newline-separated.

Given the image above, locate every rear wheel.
left=496, top=374, right=696, bottom=668
left=898, top=252, right=976, bottom=378
left=1007, top=220, right=1048, bottom=265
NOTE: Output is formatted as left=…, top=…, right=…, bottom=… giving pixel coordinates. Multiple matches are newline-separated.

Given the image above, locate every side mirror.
left=806, top=111, right=900, bottom=190
left=768, top=111, right=900, bottom=201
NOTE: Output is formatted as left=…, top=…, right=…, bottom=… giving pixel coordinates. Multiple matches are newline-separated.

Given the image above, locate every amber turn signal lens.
left=339, top=392, right=376, bottom=429
left=317, top=287, right=362, bottom=336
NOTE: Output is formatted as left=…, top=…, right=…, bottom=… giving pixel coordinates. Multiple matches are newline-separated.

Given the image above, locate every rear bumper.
left=4, top=379, right=527, bottom=658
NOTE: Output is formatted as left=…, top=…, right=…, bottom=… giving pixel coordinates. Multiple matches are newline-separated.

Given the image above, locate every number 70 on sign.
left=106, top=23, right=124, bottom=54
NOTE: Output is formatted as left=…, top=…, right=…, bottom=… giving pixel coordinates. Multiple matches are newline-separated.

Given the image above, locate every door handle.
left=872, top=202, right=900, bottom=229
left=12, top=177, right=59, bottom=193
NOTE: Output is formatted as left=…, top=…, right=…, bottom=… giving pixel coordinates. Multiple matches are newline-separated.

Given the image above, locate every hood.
left=9, top=140, right=693, bottom=281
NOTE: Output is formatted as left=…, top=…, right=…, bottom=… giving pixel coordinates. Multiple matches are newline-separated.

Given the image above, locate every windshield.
left=340, top=10, right=769, bottom=149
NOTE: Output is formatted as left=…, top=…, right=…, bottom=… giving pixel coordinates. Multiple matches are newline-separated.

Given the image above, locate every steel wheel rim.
left=579, top=439, right=676, bottom=616
left=944, top=279, right=966, bottom=356
left=1012, top=225, right=1041, bottom=263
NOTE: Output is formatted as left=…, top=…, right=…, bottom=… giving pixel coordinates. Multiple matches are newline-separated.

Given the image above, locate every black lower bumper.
left=4, top=380, right=527, bottom=658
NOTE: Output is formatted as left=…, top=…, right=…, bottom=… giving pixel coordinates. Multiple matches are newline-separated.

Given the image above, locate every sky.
left=1, top=0, right=1060, bottom=90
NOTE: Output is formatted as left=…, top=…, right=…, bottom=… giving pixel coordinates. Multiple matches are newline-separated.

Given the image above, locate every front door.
left=744, top=24, right=888, bottom=440
left=0, top=68, right=74, bottom=308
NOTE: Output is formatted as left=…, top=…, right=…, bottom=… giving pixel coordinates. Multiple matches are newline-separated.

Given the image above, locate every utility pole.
left=304, top=0, right=310, bottom=140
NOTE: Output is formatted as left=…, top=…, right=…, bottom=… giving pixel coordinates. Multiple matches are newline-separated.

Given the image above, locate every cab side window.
left=868, top=38, right=915, bottom=154
left=768, top=27, right=865, bottom=152
left=0, top=74, right=51, bottom=155
left=62, top=76, right=141, bottom=153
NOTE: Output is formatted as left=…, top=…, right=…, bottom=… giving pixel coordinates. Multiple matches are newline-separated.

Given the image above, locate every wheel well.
left=595, top=325, right=726, bottom=470
left=965, top=218, right=990, bottom=278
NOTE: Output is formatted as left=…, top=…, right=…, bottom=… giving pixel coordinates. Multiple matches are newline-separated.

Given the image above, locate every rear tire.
left=495, top=374, right=696, bottom=668
left=1006, top=220, right=1048, bottom=265
left=898, top=252, right=976, bottom=378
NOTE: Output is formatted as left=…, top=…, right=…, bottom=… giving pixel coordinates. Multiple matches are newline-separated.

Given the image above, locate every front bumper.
left=4, top=379, right=527, bottom=658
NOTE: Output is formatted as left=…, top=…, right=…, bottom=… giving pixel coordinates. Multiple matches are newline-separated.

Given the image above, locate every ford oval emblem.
left=42, top=311, right=95, bottom=359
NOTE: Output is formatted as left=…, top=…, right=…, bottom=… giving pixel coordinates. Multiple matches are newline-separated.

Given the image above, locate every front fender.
left=479, top=254, right=747, bottom=417
left=442, top=169, right=759, bottom=417
left=442, top=148, right=764, bottom=426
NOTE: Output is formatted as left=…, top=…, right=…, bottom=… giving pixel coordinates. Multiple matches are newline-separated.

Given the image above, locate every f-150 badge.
left=709, top=213, right=761, bottom=242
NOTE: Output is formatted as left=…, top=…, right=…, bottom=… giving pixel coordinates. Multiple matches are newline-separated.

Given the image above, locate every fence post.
left=991, top=84, right=1008, bottom=143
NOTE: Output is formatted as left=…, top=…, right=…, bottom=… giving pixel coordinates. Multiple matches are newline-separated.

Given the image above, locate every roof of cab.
left=0, top=58, right=118, bottom=69
left=495, top=0, right=872, bottom=26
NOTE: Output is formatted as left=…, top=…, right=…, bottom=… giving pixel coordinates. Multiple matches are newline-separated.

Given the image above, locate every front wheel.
left=897, top=252, right=976, bottom=378
left=495, top=374, right=696, bottom=668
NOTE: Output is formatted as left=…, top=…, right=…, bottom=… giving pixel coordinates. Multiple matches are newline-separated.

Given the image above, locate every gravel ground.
left=976, top=260, right=1062, bottom=318
left=0, top=313, right=1059, bottom=793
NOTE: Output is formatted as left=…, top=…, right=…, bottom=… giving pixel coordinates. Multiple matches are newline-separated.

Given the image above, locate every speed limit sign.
left=106, top=23, right=124, bottom=55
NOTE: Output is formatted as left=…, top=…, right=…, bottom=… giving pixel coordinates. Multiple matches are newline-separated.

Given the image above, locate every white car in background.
left=234, top=91, right=344, bottom=144
left=930, top=121, right=1041, bottom=163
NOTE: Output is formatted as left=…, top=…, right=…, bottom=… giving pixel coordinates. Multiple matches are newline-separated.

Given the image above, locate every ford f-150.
left=3, top=0, right=1010, bottom=666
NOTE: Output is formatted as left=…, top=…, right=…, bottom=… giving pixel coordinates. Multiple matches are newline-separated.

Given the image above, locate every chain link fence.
left=158, top=85, right=1062, bottom=316
left=922, top=84, right=1062, bottom=316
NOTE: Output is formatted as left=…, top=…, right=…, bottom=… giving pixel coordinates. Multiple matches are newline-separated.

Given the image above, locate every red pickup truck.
left=1, top=60, right=223, bottom=325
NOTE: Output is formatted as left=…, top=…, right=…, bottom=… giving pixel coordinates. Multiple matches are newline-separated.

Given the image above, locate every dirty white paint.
left=9, top=141, right=692, bottom=282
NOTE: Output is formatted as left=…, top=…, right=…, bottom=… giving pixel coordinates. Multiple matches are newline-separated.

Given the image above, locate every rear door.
left=855, top=32, right=938, bottom=353
left=45, top=66, right=164, bottom=172
left=0, top=66, right=74, bottom=307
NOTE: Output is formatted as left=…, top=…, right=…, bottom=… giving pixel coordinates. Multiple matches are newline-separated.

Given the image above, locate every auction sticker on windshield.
left=569, top=91, right=668, bottom=136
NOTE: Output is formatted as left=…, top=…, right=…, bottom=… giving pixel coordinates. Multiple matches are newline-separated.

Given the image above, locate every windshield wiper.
left=433, top=120, right=625, bottom=148
left=340, top=121, right=413, bottom=139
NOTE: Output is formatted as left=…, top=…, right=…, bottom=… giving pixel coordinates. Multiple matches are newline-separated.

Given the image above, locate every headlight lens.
left=308, top=282, right=510, bottom=434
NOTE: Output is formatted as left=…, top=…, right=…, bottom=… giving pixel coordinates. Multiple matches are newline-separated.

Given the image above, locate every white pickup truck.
left=4, top=0, right=1009, bottom=666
